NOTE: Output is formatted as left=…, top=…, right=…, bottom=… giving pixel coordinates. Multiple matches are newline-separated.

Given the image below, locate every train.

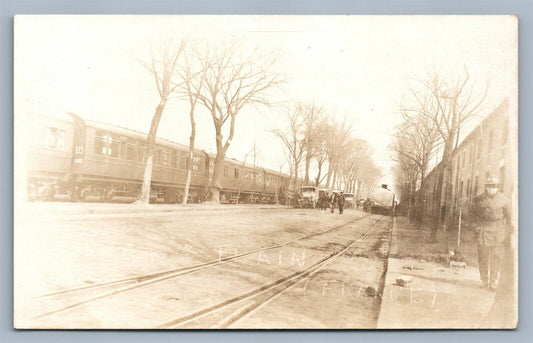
left=25, top=111, right=291, bottom=204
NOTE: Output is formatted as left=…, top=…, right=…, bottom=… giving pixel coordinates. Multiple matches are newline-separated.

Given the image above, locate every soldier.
left=330, top=192, right=336, bottom=213
left=469, top=176, right=511, bottom=291
left=337, top=191, right=346, bottom=214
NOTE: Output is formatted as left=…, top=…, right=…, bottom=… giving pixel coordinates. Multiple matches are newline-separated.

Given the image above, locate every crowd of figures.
left=316, top=191, right=346, bottom=214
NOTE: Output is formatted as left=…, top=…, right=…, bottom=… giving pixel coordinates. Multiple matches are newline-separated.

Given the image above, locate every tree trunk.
left=304, top=154, right=312, bottom=185
left=182, top=106, right=197, bottom=204
left=293, top=159, right=299, bottom=191
left=136, top=100, right=167, bottom=204
left=138, top=155, right=154, bottom=204
left=208, top=129, right=225, bottom=203
left=430, top=142, right=452, bottom=241
left=325, top=160, right=334, bottom=188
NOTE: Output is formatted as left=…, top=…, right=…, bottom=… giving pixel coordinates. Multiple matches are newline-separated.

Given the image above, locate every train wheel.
left=71, top=186, right=85, bottom=202
left=43, top=188, right=55, bottom=201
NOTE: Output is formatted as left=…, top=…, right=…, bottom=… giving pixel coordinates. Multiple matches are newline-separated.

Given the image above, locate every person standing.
left=337, top=191, right=346, bottom=214
left=330, top=192, right=336, bottom=213
left=469, top=176, right=511, bottom=291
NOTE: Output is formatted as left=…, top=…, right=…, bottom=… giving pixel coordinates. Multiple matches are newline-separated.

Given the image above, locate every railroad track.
left=158, top=215, right=386, bottom=328
left=32, top=213, right=375, bottom=321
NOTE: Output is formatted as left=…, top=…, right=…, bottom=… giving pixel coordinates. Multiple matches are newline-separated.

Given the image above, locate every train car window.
left=161, top=147, right=169, bottom=166
left=95, top=131, right=120, bottom=157
left=138, top=141, right=147, bottom=162
left=127, top=140, right=136, bottom=161
left=192, top=155, right=201, bottom=171
left=45, top=127, right=65, bottom=150
left=109, top=135, right=120, bottom=158
left=170, top=149, right=178, bottom=168
left=154, top=149, right=161, bottom=165
left=120, top=140, right=127, bottom=159
left=95, top=131, right=107, bottom=155
left=179, top=151, right=187, bottom=170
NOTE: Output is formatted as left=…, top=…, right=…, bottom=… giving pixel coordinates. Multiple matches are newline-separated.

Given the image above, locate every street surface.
left=15, top=203, right=393, bottom=329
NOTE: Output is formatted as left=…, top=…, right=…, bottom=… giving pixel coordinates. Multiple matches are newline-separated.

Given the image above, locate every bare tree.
left=313, top=138, right=329, bottom=187
left=299, top=101, right=325, bottom=185
left=192, top=40, right=284, bottom=203
left=391, top=108, right=440, bottom=222
left=273, top=106, right=306, bottom=191
left=135, top=39, right=186, bottom=204
left=402, top=67, right=488, bottom=239
left=175, top=45, right=208, bottom=204
left=324, top=116, right=354, bottom=189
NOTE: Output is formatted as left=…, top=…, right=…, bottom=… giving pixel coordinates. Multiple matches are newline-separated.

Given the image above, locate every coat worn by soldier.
left=337, top=192, right=346, bottom=214
left=469, top=177, right=511, bottom=291
left=330, top=193, right=336, bottom=213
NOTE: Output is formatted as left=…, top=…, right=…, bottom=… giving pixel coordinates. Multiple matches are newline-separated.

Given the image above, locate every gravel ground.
left=14, top=202, right=392, bottom=328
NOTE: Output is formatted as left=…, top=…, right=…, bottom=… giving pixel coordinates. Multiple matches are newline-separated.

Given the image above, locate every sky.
left=14, top=15, right=517, bottom=192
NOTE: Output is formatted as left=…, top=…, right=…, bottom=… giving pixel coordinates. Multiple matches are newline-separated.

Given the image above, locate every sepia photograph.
left=13, top=15, right=518, bottom=329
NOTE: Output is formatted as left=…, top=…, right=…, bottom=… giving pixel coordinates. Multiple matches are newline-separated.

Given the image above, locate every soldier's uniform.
left=469, top=179, right=511, bottom=290
left=337, top=192, right=346, bottom=214
left=330, top=193, right=336, bottom=213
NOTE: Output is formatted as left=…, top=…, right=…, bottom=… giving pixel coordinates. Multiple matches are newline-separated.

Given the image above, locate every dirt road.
left=15, top=204, right=393, bottom=328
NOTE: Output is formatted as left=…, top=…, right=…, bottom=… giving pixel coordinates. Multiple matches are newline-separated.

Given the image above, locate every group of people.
left=317, top=191, right=346, bottom=214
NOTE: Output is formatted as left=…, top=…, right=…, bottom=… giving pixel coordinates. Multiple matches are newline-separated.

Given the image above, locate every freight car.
left=25, top=111, right=290, bottom=204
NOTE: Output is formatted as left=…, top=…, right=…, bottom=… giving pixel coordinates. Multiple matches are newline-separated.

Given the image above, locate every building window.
left=209, top=160, right=215, bottom=175
left=469, top=146, right=474, bottom=164
left=502, top=117, right=509, bottom=145
left=467, top=179, right=471, bottom=198
left=46, top=127, right=65, bottom=150
left=459, top=180, right=464, bottom=197
left=477, top=138, right=482, bottom=159
left=462, top=151, right=466, bottom=167
left=234, top=168, right=239, bottom=178
left=224, top=165, right=229, bottom=177
left=488, top=130, right=494, bottom=151
left=499, top=166, right=506, bottom=192
left=474, top=176, right=479, bottom=196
